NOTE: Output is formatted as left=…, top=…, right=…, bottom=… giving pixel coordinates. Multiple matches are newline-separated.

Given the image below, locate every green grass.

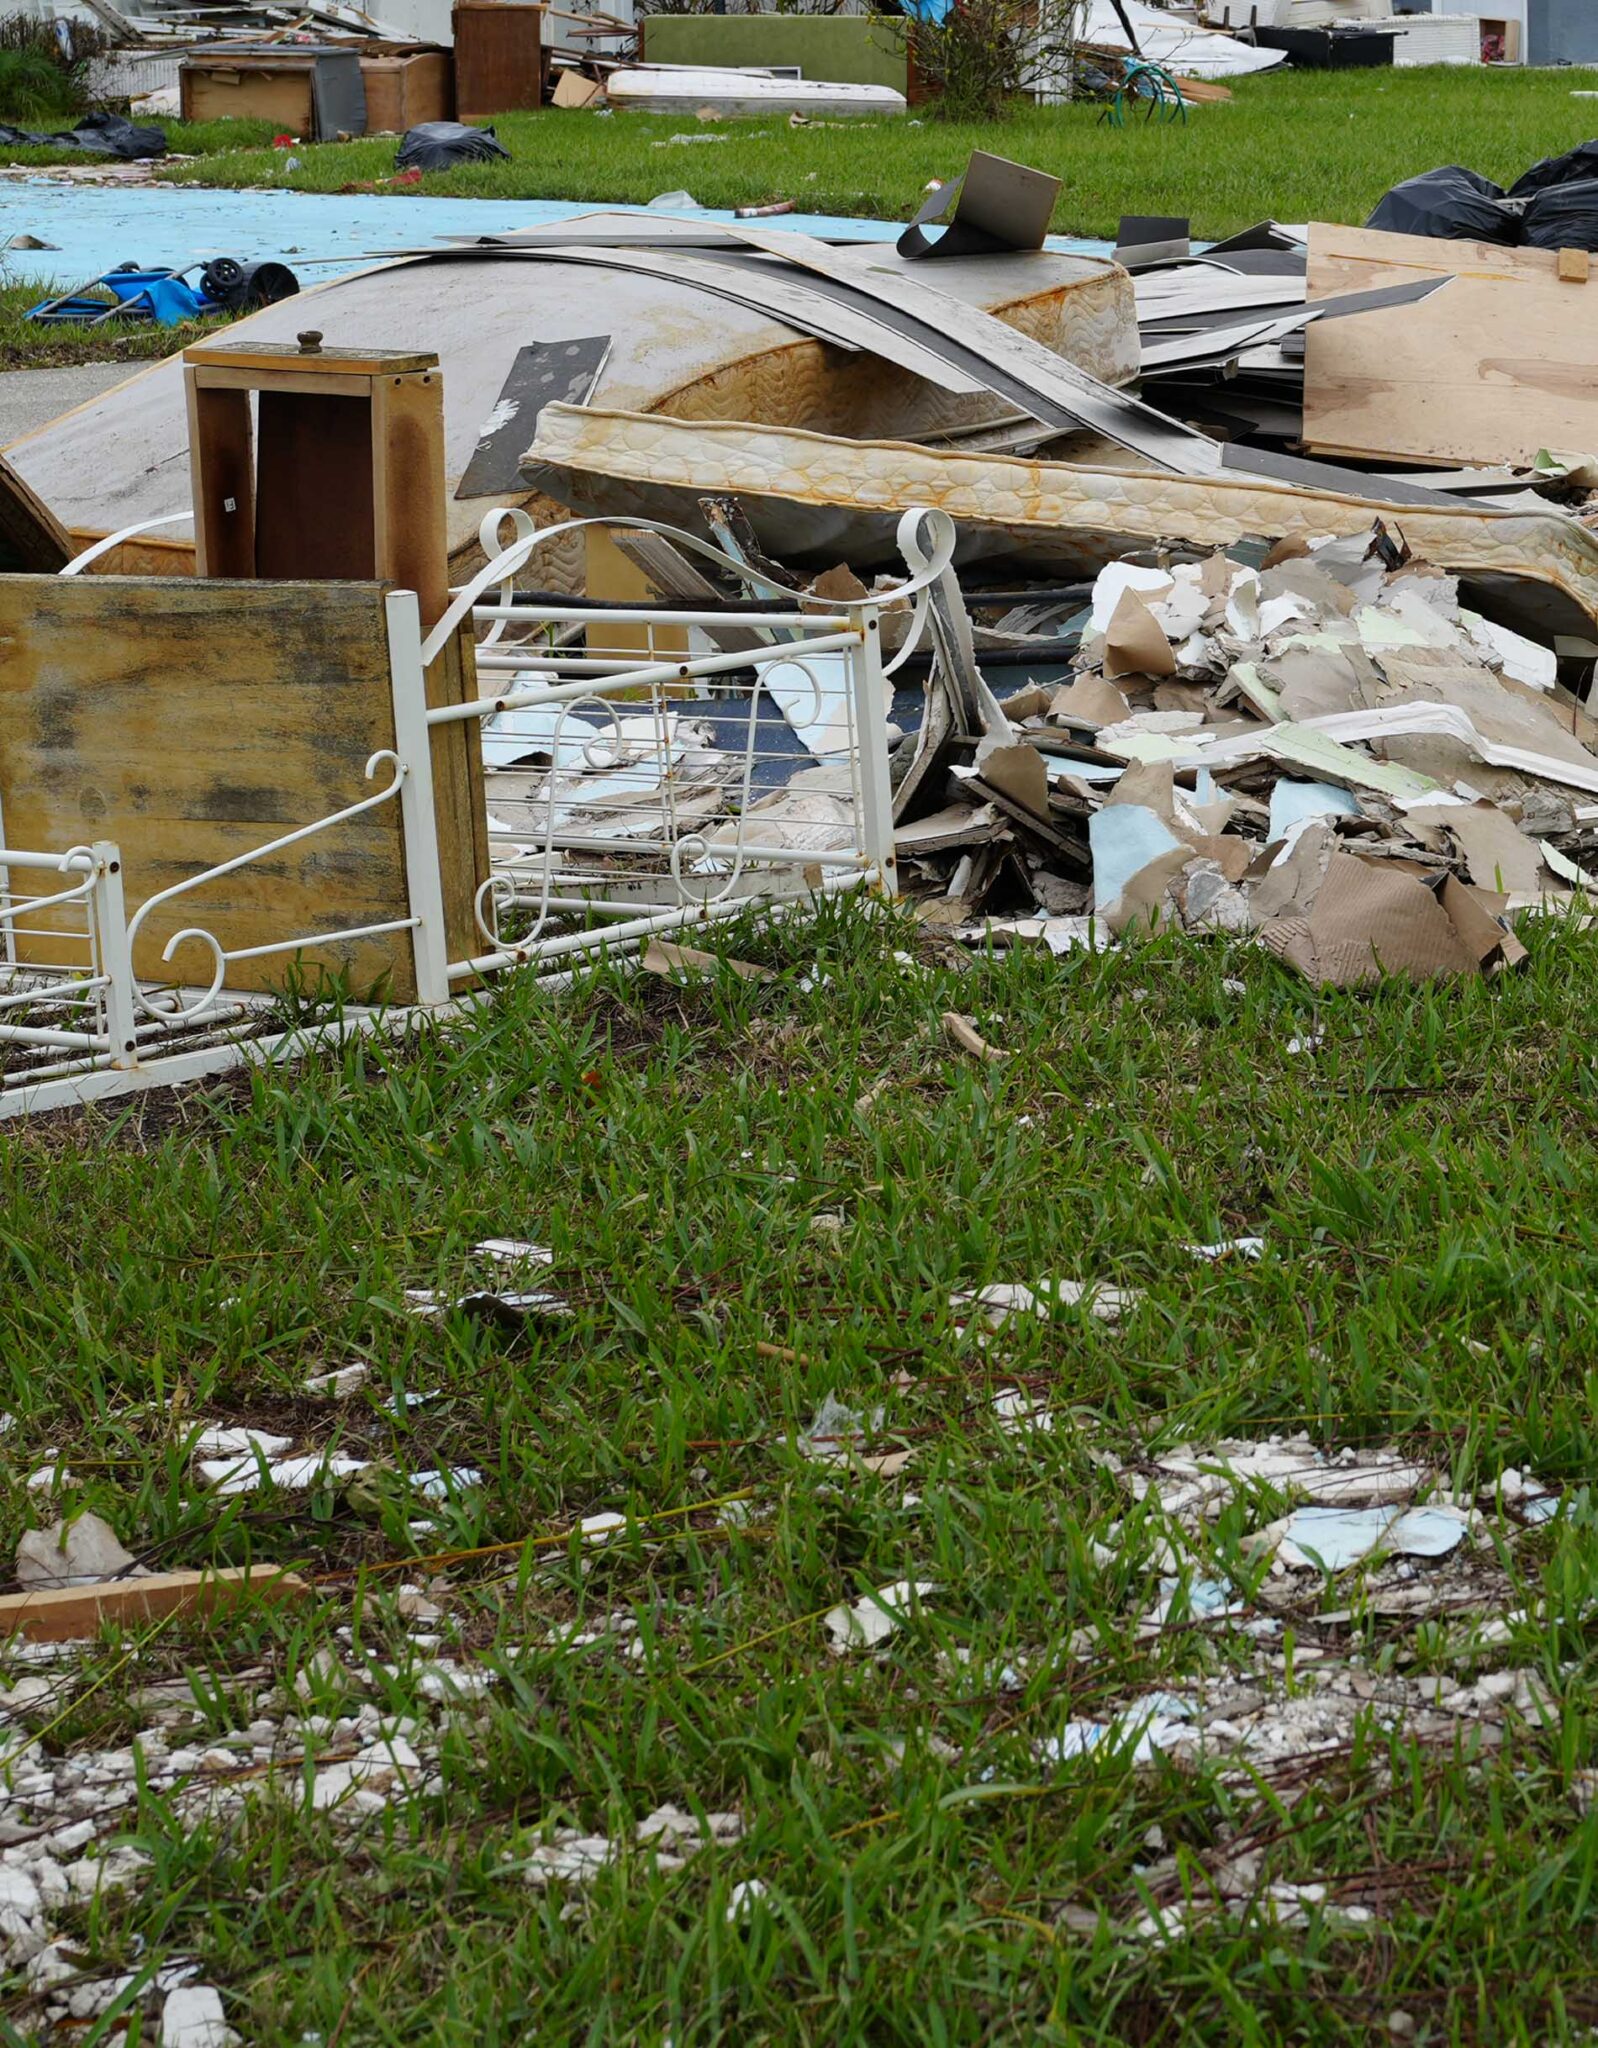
left=153, top=66, right=1598, bottom=238
left=6, top=896, right=1598, bottom=2040
left=0, top=280, right=228, bottom=370
left=0, top=115, right=278, bottom=168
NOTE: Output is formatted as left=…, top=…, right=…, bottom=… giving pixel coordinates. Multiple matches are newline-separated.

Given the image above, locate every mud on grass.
left=4, top=895, right=1598, bottom=2041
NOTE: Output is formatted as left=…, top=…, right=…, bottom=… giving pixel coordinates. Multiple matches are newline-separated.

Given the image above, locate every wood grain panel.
left=1302, top=222, right=1598, bottom=468
left=0, top=576, right=420, bottom=1000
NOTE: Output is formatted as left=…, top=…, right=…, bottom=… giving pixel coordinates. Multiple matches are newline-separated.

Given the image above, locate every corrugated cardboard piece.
left=1259, top=850, right=1527, bottom=986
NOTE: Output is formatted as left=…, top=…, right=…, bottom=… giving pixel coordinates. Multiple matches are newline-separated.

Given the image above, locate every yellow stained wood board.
left=1302, top=222, right=1598, bottom=469
left=0, top=576, right=421, bottom=999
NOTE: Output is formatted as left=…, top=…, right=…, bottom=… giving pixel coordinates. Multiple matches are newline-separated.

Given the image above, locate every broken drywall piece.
left=1103, top=587, right=1177, bottom=681
left=189, top=1426, right=294, bottom=1462
left=1262, top=1503, right=1470, bottom=1571
left=1465, top=613, right=1557, bottom=692
left=1089, top=805, right=1184, bottom=913
left=1407, top=800, right=1547, bottom=897
left=15, top=1514, right=141, bottom=1591
left=824, top=1579, right=937, bottom=1652
left=1267, top=780, right=1360, bottom=844
left=1090, top=563, right=1174, bottom=634
left=404, top=1286, right=570, bottom=1325
left=303, top=1364, right=371, bottom=1398
left=1050, top=675, right=1132, bottom=728
left=953, top=1277, right=1138, bottom=1330
left=475, top=1239, right=556, bottom=1267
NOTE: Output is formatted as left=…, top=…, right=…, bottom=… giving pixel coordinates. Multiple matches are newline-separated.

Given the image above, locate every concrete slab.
left=0, top=178, right=1115, bottom=294
left=0, top=362, right=134, bottom=446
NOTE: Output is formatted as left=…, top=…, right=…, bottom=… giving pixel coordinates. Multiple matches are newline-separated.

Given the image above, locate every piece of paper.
left=1103, top=588, right=1177, bottom=682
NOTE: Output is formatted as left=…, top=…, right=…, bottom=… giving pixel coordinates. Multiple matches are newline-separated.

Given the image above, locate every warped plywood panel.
left=1302, top=222, right=1598, bottom=469
left=0, top=576, right=421, bottom=1000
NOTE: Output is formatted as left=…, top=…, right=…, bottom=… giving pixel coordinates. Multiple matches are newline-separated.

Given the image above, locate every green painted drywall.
left=639, top=14, right=909, bottom=94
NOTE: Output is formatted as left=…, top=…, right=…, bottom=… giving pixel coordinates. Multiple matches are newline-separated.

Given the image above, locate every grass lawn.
left=0, top=281, right=226, bottom=370
left=4, top=895, right=1598, bottom=2040
left=151, top=65, right=1598, bottom=239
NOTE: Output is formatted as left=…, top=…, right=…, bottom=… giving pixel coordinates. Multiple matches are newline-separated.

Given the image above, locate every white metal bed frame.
left=0, top=504, right=958, bottom=1118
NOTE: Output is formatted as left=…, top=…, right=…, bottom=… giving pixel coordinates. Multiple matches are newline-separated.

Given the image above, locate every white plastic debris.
left=992, top=1388, right=1054, bottom=1435
left=799, top=1394, right=884, bottom=1459
left=824, top=1579, right=938, bottom=1652
left=411, top=1468, right=484, bottom=1500
left=404, top=1286, right=568, bottom=1322
left=15, top=1513, right=139, bottom=1590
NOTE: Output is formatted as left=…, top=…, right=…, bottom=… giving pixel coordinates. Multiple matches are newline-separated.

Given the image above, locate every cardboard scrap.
left=1103, top=587, right=1177, bottom=681
left=1259, top=851, right=1524, bottom=987
left=640, top=939, right=775, bottom=982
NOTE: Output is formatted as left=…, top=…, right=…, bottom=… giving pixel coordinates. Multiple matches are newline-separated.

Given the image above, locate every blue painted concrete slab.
left=0, top=177, right=1115, bottom=291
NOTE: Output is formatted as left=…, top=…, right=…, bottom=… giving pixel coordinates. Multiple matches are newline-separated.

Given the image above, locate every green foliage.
left=907, top=0, right=1084, bottom=123
left=0, top=43, right=80, bottom=126
left=148, top=66, right=1598, bottom=239
left=4, top=897, right=1598, bottom=2038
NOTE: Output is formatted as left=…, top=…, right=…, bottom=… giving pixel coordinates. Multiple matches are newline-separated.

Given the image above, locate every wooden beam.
left=0, top=1565, right=311, bottom=1642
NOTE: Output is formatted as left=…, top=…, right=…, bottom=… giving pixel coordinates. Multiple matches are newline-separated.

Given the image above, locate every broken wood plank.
left=1559, top=247, right=1591, bottom=285
left=1302, top=223, right=1598, bottom=469
left=0, top=1565, right=311, bottom=1643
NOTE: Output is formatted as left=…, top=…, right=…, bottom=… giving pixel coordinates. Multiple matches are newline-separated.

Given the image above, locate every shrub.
left=0, top=14, right=113, bottom=126
left=907, top=0, right=1086, bottom=122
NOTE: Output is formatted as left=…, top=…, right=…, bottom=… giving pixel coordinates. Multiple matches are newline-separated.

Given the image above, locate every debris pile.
left=895, top=529, right=1598, bottom=982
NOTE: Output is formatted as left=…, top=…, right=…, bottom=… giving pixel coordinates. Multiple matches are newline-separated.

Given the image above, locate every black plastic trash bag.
left=395, top=121, right=510, bottom=171
left=0, top=112, right=166, bottom=160
left=1365, top=164, right=1517, bottom=244
left=1521, top=178, right=1598, bottom=252
left=1510, top=138, right=1598, bottom=198
left=65, top=112, right=167, bottom=159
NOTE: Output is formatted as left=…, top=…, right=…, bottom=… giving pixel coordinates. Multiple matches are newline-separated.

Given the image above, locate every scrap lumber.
left=0, top=1565, right=311, bottom=1643
left=1302, top=223, right=1598, bottom=469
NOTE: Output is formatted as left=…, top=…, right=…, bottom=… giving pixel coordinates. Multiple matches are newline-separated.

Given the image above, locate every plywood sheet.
left=1302, top=222, right=1598, bottom=468
left=0, top=577, right=421, bottom=999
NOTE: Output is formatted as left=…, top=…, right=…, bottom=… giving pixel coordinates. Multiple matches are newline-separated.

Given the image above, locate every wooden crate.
left=180, top=53, right=315, bottom=132
left=452, top=0, right=546, bottom=118
left=360, top=44, right=452, bottom=131
left=179, top=48, right=366, bottom=138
